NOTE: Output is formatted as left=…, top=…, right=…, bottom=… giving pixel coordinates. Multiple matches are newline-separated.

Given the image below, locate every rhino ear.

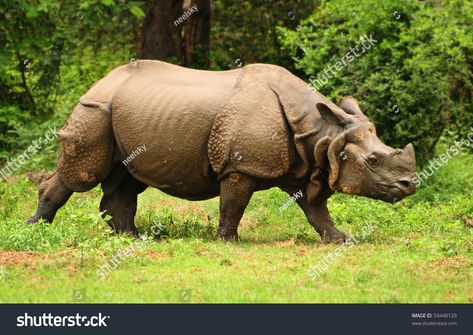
left=338, top=96, right=366, bottom=118
left=317, top=102, right=347, bottom=125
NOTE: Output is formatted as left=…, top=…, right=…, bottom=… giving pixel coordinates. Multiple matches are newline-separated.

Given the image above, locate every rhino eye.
left=367, top=155, right=379, bottom=166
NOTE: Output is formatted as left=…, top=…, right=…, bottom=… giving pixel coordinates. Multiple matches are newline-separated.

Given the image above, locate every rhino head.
left=318, top=97, right=416, bottom=203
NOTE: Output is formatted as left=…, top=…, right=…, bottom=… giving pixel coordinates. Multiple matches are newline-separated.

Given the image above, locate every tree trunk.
left=140, top=0, right=184, bottom=62
left=182, top=0, right=211, bottom=67
left=140, top=0, right=210, bottom=68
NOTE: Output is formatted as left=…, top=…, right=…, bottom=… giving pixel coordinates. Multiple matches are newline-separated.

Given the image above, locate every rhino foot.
left=321, top=230, right=347, bottom=244
left=216, top=228, right=239, bottom=242
left=26, top=215, right=40, bottom=225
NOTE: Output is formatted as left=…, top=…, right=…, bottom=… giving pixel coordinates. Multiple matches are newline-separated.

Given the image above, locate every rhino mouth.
left=377, top=183, right=412, bottom=203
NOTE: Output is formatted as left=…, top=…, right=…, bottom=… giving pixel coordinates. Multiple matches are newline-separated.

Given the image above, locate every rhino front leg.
left=281, top=187, right=346, bottom=243
left=217, top=172, right=257, bottom=241
left=308, top=200, right=347, bottom=243
left=100, top=171, right=147, bottom=236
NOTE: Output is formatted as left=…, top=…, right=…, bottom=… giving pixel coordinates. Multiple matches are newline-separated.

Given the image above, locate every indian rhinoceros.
left=28, top=60, right=416, bottom=242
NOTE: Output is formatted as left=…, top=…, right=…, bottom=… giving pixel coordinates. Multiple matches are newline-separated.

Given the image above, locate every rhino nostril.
left=398, top=179, right=411, bottom=189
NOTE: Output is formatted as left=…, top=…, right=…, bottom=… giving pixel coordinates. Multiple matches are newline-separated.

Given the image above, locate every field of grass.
left=0, top=149, right=472, bottom=303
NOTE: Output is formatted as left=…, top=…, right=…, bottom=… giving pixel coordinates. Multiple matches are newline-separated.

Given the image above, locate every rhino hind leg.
left=27, top=171, right=73, bottom=224
left=217, top=172, right=257, bottom=241
left=100, top=166, right=147, bottom=236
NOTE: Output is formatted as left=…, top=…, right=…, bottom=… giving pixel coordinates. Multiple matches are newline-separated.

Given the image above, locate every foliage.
left=0, top=0, right=142, bottom=157
left=278, top=0, right=473, bottom=164
left=210, top=0, right=317, bottom=71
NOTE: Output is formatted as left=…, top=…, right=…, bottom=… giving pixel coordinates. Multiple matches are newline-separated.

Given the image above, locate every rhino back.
left=111, top=60, right=242, bottom=199
left=81, top=63, right=138, bottom=105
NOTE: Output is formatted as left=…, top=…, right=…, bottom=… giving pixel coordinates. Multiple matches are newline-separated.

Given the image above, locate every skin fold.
left=28, top=60, right=417, bottom=243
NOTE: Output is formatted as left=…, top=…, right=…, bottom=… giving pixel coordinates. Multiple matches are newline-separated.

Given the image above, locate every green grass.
left=0, top=151, right=472, bottom=303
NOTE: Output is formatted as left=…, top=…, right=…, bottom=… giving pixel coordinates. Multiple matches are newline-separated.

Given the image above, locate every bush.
left=278, top=0, right=473, bottom=164
left=0, top=0, right=141, bottom=161
left=210, top=0, right=316, bottom=71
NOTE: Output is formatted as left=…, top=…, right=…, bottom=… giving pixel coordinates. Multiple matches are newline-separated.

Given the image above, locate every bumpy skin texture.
left=209, top=82, right=292, bottom=178
left=58, top=64, right=137, bottom=192
left=58, top=103, right=113, bottom=191
left=28, top=60, right=417, bottom=242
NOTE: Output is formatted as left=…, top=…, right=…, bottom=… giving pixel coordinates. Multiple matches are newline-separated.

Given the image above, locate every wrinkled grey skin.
left=28, top=60, right=416, bottom=243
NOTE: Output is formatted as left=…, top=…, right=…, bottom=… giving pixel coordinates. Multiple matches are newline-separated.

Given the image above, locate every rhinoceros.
left=28, top=60, right=416, bottom=242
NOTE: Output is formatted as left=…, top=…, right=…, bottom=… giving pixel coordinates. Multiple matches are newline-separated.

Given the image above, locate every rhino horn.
left=403, top=143, right=415, bottom=158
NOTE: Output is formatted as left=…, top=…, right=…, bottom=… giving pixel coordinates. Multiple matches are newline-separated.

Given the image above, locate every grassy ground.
left=0, top=150, right=472, bottom=303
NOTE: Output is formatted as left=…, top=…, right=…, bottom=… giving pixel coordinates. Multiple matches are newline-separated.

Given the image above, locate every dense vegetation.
left=0, top=0, right=141, bottom=162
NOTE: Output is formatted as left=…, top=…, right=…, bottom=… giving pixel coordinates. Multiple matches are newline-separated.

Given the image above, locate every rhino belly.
left=111, top=81, right=231, bottom=200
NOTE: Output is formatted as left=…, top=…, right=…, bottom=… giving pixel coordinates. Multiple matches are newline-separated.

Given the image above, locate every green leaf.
left=129, top=5, right=145, bottom=18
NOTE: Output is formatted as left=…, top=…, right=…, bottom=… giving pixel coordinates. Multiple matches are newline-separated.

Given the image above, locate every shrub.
left=278, top=0, right=473, bottom=164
